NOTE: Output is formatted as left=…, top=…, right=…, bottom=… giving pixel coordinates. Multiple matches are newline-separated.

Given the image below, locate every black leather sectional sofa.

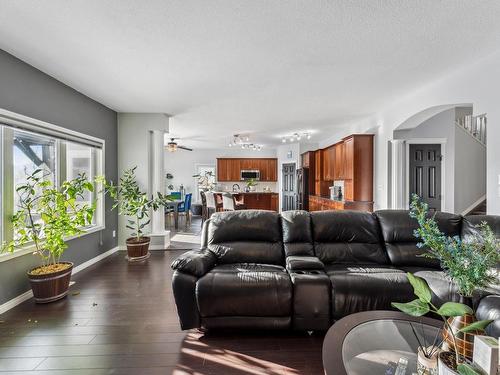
left=171, top=210, right=500, bottom=336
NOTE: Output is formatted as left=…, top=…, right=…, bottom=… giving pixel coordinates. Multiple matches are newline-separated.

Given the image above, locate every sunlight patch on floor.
left=171, top=233, right=201, bottom=244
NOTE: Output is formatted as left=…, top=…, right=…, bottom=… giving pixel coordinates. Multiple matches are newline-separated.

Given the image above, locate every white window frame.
left=0, top=108, right=106, bottom=263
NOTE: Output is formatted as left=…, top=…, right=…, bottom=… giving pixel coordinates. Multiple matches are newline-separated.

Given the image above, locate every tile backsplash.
left=217, top=181, right=278, bottom=193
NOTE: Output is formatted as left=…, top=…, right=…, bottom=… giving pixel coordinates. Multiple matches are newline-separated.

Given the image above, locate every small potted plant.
left=106, top=167, right=168, bottom=262
left=406, top=195, right=500, bottom=373
left=392, top=273, right=493, bottom=375
left=1, top=169, right=97, bottom=303
left=245, top=178, right=257, bottom=192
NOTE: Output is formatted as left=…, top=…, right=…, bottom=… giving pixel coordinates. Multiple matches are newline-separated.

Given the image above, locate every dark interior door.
left=282, top=163, right=296, bottom=211
left=409, top=144, right=442, bottom=211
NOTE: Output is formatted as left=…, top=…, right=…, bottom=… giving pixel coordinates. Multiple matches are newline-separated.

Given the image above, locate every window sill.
left=0, top=225, right=106, bottom=263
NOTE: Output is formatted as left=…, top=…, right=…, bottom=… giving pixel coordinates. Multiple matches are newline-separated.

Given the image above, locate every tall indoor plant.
left=405, top=195, right=500, bottom=373
left=106, top=167, right=168, bottom=261
left=1, top=169, right=97, bottom=303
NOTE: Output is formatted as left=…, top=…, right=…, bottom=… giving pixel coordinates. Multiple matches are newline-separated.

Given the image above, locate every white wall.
left=318, top=50, right=500, bottom=214
left=117, top=113, right=169, bottom=245
left=393, top=108, right=456, bottom=212
left=164, top=147, right=278, bottom=202
left=454, top=126, right=486, bottom=214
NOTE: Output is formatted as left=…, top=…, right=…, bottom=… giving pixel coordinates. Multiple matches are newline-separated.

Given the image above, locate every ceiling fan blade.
left=178, top=145, right=193, bottom=151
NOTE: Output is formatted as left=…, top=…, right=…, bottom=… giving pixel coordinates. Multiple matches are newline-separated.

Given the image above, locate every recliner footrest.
left=289, top=270, right=331, bottom=331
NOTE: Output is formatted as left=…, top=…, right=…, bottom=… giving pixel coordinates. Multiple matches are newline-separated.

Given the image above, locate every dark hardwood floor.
left=0, top=217, right=325, bottom=374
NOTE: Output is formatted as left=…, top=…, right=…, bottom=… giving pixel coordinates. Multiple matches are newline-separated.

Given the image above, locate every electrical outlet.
left=112, top=230, right=116, bottom=238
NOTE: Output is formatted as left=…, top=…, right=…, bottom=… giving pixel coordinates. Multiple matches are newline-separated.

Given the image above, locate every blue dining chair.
left=178, top=193, right=192, bottom=226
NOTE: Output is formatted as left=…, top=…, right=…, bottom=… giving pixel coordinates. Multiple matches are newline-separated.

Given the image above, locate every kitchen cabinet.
left=334, top=142, right=345, bottom=180
left=216, top=158, right=278, bottom=182
left=240, top=193, right=279, bottom=211
left=322, top=146, right=335, bottom=181
left=344, top=137, right=354, bottom=180
left=301, top=151, right=315, bottom=168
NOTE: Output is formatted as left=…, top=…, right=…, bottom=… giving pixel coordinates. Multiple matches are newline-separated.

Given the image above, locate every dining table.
left=165, top=199, right=184, bottom=229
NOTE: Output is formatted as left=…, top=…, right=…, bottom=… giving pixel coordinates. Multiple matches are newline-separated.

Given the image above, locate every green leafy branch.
left=1, top=169, right=96, bottom=267
left=410, top=194, right=500, bottom=297
left=104, top=167, right=170, bottom=241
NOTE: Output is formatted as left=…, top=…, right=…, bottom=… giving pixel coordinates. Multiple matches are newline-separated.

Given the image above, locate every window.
left=195, top=164, right=216, bottom=202
left=0, top=109, right=105, bottom=254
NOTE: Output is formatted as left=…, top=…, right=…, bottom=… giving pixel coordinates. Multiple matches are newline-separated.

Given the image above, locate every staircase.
left=455, top=113, right=487, bottom=145
left=468, top=199, right=487, bottom=216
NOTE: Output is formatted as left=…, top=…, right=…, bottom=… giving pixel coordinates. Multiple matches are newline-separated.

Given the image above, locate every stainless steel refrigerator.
left=296, top=168, right=310, bottom=211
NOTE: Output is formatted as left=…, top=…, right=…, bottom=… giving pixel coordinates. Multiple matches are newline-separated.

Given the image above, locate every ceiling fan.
left=165, top=138, right=193, bottom=152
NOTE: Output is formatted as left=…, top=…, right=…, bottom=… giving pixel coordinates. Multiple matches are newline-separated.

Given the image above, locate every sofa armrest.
left=476, top=294, right=500, bottom=338
left=286, top=256, right=324, bottom=271
left=171, top=249, right=217, bottom=277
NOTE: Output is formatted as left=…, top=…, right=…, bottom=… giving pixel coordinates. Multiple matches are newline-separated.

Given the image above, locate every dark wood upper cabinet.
left=216, top=158, right=278, bottom=182
left=334, top=142, right=345, bottom=180
left=322, top=146, right=335, bottom=181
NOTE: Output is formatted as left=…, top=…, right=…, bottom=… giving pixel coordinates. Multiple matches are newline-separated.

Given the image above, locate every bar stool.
left=205, top=192, right=218, bottom=219
left=222, top=193, right=236, bottom=211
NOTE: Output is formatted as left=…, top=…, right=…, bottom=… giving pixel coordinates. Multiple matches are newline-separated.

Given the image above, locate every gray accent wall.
left=0, top=49, right=118, bottom=305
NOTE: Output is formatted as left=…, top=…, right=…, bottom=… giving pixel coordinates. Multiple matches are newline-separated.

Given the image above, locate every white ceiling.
left=1, top=1, right=500, bottom=149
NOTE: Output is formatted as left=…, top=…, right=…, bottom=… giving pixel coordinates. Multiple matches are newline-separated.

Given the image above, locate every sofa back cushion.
left=280, top=210, right=314, bottom=257
left=374, top=210, right=462, bottom=268
left=310, top=210, right=389, bottom=265
left=462, top=215, right=500, bottom=240
left=207, top=210, right=284, bottom=265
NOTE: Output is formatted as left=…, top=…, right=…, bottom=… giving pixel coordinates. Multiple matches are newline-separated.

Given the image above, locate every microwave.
left=240, top=170, right=260, bottom=181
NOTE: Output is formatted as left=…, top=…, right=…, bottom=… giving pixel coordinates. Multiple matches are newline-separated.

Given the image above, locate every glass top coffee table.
left=322, top=311, right=442, bottom=375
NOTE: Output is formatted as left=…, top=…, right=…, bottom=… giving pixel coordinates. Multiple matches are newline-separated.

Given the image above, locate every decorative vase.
left=27, top=262, right=74, bottom=303
left=126, top=236, right=151, bottom=262
left=438, top=351, right=460, bottom=375
left=417, top=346, right=439, bottom=375
left=442, top=296, right=484, bottom=359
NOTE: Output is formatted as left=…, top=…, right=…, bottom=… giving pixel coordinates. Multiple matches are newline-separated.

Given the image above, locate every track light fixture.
left=281, top=132, right=311, bottom=143
left=228, top=134, right=263, bottom=151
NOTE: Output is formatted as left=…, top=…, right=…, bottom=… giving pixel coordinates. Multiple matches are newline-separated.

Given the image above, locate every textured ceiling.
left=1, top=0, right=500, bottom=148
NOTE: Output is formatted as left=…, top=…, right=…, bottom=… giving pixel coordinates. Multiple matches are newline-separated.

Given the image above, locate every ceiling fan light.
left=167, top=143, right=177, bottom=152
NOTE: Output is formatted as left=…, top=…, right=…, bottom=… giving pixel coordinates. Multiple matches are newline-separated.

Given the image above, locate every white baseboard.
left=461, top=194, right=486, bottom=216
left=0, top=246, right=119, bottom=315
left=71, top=246, right=120, bottom=274
left=0, top=290, right=34, bottom=315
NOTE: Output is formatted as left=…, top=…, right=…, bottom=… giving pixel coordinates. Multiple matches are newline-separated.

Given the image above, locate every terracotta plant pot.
left=438, top=351, right=460, bottom=375
left=417, top=346, right=439, bottom=375
left=27, top=262, right=73, bottom=303
left=126, top=236, right=151, bottom=262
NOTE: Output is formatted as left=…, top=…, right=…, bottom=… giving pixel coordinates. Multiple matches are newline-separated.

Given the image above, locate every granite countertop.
left=214, top=191, right=278, bottom=195
left=310, top=194, right=345, bottom=202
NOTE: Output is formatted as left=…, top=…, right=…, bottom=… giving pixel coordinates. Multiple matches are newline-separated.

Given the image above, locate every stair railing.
left=455, top=113, right=487, bottom=145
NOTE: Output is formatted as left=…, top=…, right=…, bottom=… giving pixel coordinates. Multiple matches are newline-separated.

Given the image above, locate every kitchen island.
left=309, top=194, right=373, bottom=212
left=214, top=192, right=279, bottom=211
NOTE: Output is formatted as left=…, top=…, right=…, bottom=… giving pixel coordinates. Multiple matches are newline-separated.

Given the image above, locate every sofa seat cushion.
left=325, top=264, right=414, bottom=319
left=196, top=263, right=292, bottom=317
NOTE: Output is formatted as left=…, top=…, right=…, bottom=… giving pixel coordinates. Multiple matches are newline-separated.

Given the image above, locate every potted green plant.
left=106, top=167, right=168, bottom=262
left=245, top=178, right=257, bottom=192
left=193, top=170, right=215, bottom=192
left=1, top=169, right=96, bottom=303
left=405, top=195, right=500, bottom=373
left=391, top=272, right=492, bottom=375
